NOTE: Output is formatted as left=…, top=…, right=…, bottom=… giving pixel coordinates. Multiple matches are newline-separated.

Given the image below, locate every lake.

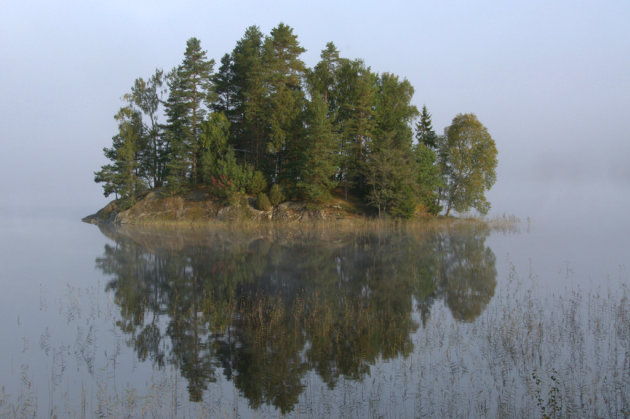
left=1, top=200, right=628, bottom=418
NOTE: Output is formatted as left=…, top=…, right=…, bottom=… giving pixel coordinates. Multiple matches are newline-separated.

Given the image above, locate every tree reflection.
left=95, top=222, right=496, bottom=413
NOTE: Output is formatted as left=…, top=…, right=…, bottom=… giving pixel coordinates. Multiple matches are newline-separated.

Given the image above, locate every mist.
left=1, top=0, right=628, bottom=219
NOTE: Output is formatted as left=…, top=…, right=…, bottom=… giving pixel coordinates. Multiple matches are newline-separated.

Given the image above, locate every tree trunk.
left=191, top=74, right=198, bottom=185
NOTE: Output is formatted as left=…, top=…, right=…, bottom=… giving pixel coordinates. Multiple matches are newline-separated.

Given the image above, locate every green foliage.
left=95, top=27, right=499, bottom=221
left=374, top=73, right=418, bottom=150
left=416, top=105, right=438, bottom=149
left=212, top=53, right=237, bottom=117
left=415, top=143, right=442, bottom=215
left=163, top=37, right=215, bottom=186
left=210, top=148, right=253, bottom=201
left=97, top=223, right=497, bottom=412
left=269, top=184, right=284, bottom=207
left=248, top=170, right=268, bottom=195
left=439, top=113, right=498, bottom=215
left=295, top=94, right=338, bottom=202
left=255, top=192, right=272, bottom=211
left=124, top=69, right=166, bottom=188
left=94, top=106, right=147, bottom=205
left=307, top=42, right=340, bottom=107
left=229, top=26, right=267, bottom=169
left=364, top=136, right=419, bottom=219
left=200, top=112, right=231, bottom=183
left=413, top=106, right=442, bottom=214
left=335, top=59, right=378, bottom=195
left=262, top=23, right=307, bottom=183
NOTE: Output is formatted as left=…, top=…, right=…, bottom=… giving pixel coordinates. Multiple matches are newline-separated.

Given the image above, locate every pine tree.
left=262, top=23, right=306, bottom=185
left=163, top=38, right=214, bottom=189
left=335, top=59, right=378, bottom=197
left=307, top=42, right=340, bottom=108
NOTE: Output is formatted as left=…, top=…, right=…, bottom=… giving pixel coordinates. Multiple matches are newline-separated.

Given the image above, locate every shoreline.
left=83, top=188, right=519, bottom=233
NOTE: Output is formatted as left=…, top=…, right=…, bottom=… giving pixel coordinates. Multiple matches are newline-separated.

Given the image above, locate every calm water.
left=1, top=204, right=629, bottom=418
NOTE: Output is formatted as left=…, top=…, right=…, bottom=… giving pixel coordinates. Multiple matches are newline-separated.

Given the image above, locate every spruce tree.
left=415, top=143, right=442, bottom=214
left=212, top=54, right=237, bottom=121
left=295, top=95, right=338, bottom=201
left=416, top=105, right=438, bottom=149
left=230, top=26, right=266, bottom=169
left=364, top=135, right=418, bottom=218
left=413, top=106, right=442, bottom=214
left=163, top=67, right=190, bottom=194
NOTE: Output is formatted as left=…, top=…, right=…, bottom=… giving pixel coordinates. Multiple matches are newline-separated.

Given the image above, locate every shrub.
left=248, top=171, right=268, bottom=195
left=269, top=184, right=284, bottom=207
left=256, top=192, right=272, bottom=211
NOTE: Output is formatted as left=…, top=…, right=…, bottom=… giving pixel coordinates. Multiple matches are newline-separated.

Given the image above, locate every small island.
left=85, top=24, right=497, bottom=225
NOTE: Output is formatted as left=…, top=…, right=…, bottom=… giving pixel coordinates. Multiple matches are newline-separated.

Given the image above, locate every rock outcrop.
left=83, top=188, right=358, bottom=225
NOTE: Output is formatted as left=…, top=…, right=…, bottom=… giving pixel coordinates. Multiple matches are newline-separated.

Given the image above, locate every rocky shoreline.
left=82, top=189, right=361, bottom=225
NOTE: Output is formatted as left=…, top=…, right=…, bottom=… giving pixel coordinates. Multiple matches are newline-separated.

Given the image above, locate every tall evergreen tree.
left=295, top=95, right=338, bottom=201
left=163, top=38, right=214, bottom=189
left=374, top=73, right=418, bottom=151
left=262, top=23, right=306, bottom=184
left=199, top=112, right=231, bottom=184
left=413, top=105, right=442, bottom=214
left=307, top=42, right=340, bottom=108
left=200, top=112, right=253, bottom=199
left=335, top=59, right=378, bottom=197
left=94, top=106, right=147, bottom=204
left=364, top=135, right=418, bottom=218
left=230, top=26, right=266, bottom=169
left=163, top=67, right=190, bottom=194
left=414, top=143, right=442, bottom=214
left=416, top=105, right=438, bottom=149
left=212, top=54, right=237, bottom=120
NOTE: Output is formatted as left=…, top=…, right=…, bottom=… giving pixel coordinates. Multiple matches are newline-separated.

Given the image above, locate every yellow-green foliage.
left=269, top=184, right=284, bottom=207
left=256, top=192, right=272, bottom=211
left=248, top=171, right=268, bottom=195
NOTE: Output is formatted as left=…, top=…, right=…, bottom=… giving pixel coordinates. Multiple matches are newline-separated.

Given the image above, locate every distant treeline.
left=95, top=23, right=497, bottom=217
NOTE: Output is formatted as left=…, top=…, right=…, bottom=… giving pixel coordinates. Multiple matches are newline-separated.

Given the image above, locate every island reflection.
left=95, top=222, right=496, bottom=413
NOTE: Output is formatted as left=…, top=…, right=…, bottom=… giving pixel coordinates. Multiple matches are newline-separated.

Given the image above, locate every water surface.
left=0, top=206, right=628, bottom=417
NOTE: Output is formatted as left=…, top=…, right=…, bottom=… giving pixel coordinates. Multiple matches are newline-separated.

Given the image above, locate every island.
left=85, top=24, right=497, bottom=225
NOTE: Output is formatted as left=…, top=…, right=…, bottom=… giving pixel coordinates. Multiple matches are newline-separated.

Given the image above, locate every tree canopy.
left=95, top=23, right=498, bottom=218
left=439, top=113, right=498, bottom=215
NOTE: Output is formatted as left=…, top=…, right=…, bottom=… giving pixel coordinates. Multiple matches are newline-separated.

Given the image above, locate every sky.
left=1, top=0, right=629, bottom=217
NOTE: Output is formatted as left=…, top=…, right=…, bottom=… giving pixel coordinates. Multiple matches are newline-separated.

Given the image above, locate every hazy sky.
left=1, top=0, right=628, bottom=216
